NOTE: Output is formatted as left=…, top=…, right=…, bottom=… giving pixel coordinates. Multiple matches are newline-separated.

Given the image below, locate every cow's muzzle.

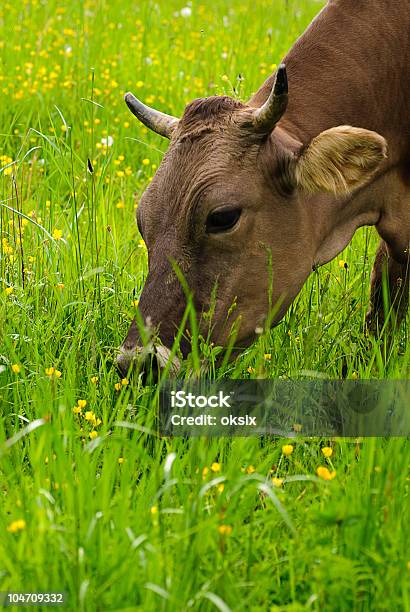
left=116, top=342, right=181, bottom=380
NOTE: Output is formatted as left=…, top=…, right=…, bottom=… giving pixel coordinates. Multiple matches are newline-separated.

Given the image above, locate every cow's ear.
left=295, top=126, right=387, bottom=195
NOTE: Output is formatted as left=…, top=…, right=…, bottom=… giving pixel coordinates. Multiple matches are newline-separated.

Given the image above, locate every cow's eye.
left=206, top=207, right=241, bottom=234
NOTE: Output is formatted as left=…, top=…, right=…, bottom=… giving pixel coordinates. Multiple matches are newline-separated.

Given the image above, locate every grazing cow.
left=117, top=0, right=410, bottom=376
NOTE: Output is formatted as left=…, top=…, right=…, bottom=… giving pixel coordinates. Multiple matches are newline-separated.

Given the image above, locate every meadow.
left=1, top=0, right=409, bottom=609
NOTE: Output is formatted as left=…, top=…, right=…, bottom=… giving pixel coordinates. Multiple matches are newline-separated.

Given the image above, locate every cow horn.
left=124, top=92, right=178, bottom=139
left=253, top=64, right=288, bottom=133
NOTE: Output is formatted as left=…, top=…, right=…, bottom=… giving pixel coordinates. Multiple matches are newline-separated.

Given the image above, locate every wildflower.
left=11, top=364, right=21, bottom=374
left=7, top=519, right=26, bottom=533
left=247, top=366, right=255, bottom=374
left=264, top=353, right=271, bottom=361
left=131, top=299, right=139, bottom=307
left=338, top=259, right=348, bottom=269
left=272, top=477, right=284, bottom=487
left=118, top=457, right=124, bottom=464
left=245, top=465, right=255, bottom=474
left=45, top=367, right=55, bottom=377
left=142, top=158, right=150, bottom=166
left=56, top=283, right=65, bottom=289
left=221, top=74, right=229, bottom=82
left=211, top=462, right=221, bottom=472
left=101, top=136, right=113, bottom=147
left=72, top=406, right=82, bottom=415
left=202, top=466, right=209, bottom=478
left=282, top=444, right=294, bottom=456
left=150, top=505, right=158, bottom=514
left=217, top=483, right=224, bottom=493
left=52, top=228, right=63, bottom=240
left=317, top=466, right=337, bottom=481
left=116, top=200, right=125, bottom=209
left=61, top=124, right=68, bottom=132
left=5, top=287, right=13, bottom=296
left=89, top=430, right=98, bottom=440
left=78, top=399, right=87, bottom=409
left=55, top=370, right=62, bottom=378
left=121, top=378, right=129, bottom=386
left=84, top=411, right=95, bottom=421
left=114, top=382, right=121, bottom=391
left=90, top=376, right=98, bottom=384
left=321, top=446, right=333, bottom=458
left=218, top=524, right=232, bottom=536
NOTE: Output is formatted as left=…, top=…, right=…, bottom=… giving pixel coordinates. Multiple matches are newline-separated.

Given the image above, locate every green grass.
left=0, top=0, right=409, bottom=609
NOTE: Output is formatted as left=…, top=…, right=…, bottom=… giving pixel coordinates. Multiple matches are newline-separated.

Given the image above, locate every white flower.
left=101, top=136, right=114, bottom=147
left=180, top=7, right=192, bottom=17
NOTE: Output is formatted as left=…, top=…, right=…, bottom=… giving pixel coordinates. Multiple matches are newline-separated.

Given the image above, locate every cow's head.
left=117, top=65, right=387, bottom=376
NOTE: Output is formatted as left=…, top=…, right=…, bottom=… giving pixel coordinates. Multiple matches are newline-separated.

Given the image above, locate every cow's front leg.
left=366, top=240, right=410, bottom=332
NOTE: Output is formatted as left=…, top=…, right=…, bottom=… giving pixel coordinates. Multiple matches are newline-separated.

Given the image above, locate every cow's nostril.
left=116, top=347, right=139, bottom=378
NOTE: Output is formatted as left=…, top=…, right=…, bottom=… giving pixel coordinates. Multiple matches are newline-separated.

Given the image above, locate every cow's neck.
left=251, top=0, right=409, bottom=155
left=251, top=0, right=410, bottom=267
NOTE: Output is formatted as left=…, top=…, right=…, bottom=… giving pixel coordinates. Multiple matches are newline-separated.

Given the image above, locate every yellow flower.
left=221, top=74, right=229, bottom=82
left=5, top=287, right=13, bottom=296
left=272, top=477, right=284, bottom=488
left=116, top=200, right=125, bottom=209
left=245, top=465, right=255, bottom=474
left=114, top=382, right=121, bottom=391
left=91, top=376, right=98, bottom=384
left=52, top=228, right=63, bottom=240
left=202, top=466, right=209, bottom=478
left=142, top=158, right=150, bottom=166
left=247, top=366, right=255, bottom=374
left=78, top=399, right=87, bottom=409
left=121, top=378, right=129, bottom=386
left=211, top=462, right=221, bottom=472
left=7, top=519, right=26, bottom=533
left=56, top=283, right=65, bottom=289
left=131, top=299, right=139, bottom=307
left=84, top=411, right=94, bottom=421
left=89, top=430, right=98, bottom=440
left=150, top=505, right=158, bottom=514
left=321, top=446, right=333, bottom=458
left=55, top=370, right=62, bottom=378
left=72, top=406, right=82, bottom=415
left=317, top=466, right=337, bottom=481
left=45, top=367, right=55, bottom=377
left=338, top=259, right=348, bottom=269
left=11, top=364, right=21, bottom=374
left=264, top=353, right=271, bottom=361
left=282, top=444, right=294, bottom=456
left=217, top=483, right=224, bottom=493
left=118, top=457, right=125, bottom=464
left=218, top=524, right=232, bottom=536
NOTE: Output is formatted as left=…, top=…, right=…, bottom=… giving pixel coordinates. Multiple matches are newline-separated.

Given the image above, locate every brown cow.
left=117, top=0, right=410, bottom=376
